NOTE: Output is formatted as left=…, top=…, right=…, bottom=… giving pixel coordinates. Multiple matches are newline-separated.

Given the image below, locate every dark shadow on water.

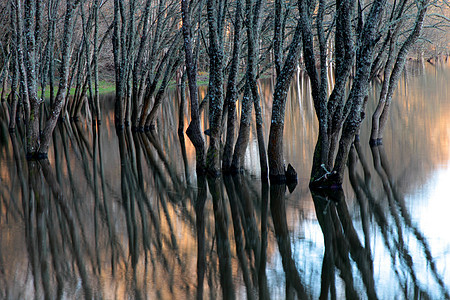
left=1, top=91, right=450, bottom=299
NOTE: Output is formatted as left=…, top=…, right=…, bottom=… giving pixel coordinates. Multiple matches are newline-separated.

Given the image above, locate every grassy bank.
left=0, top=81, right=116, bottom=100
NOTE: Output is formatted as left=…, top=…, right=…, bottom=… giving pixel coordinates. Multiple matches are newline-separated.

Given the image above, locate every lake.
left=1, top=60, right=449, bottom=299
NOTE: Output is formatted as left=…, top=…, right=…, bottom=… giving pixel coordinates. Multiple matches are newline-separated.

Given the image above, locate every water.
left=0, top=61, right=449, bottom=299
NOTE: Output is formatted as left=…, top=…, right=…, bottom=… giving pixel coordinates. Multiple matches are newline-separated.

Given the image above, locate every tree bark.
left=38, top=0, right=81, bottom=156
left=268, top=10, right=303, bottom=183
left=181, top=0, right=205, bottom=174
left=222, top=0, right=243, bottom=173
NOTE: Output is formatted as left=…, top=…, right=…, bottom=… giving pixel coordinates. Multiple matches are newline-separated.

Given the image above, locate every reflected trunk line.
left=92, top=123, right=102, bottom=276
left=196, top=175, right=207, bottom=300
left=139, top=133, right=179, bottom=201
left=348, top=145, right=372, bottom=252
left=146, top=131, right=184, bottom=194
left=97, top=124, right=123, bottom=276
left=312, top=192, right=359, bottom=300
left=137, top=133, right=175, bottom=251
left=333, top=191, right=377, bottom=300
left=121, top=131, right=189, bottom=281
left=39, top=159, right=94, bottom=299
left=36, top=184, right=52, bottom=300
left=358, top=146, right=432, bottom=297
left=377, top=145, right=450, bottom=298
left=8, top=132, right=27, bottom=220
left=258, top=180, right=269, bottom=300
left=73, top=121, right=94, bottom=160
left=178, top=130, right=191, bottom=186
left=224, top=176, right=256, bottom=300
left=118, top=130, right=139, bottom=268
left=156, top=189, right=187, bottom=273
left=353, top=140, right=372, bottom=186
left=371, top=146, right=409, bottom=235
left=132, top=134, right=163, bottom=252
left=52, top=123, right=63, bottom=184
left=62, top=122, right=98, bottom=202
left=46, top=196, right=67, bottom=300
left=270, top=184, right=308, bottom=299
left=311, top=193, right=338, bottom=300
left=139, top=133, right=195, bottom=230
left=27, top=162, right=44, bottom=299
left=208, top=177, right=235, bottom=300
left=132, top=134, right=153, bottom=253
left=232, top=175, right=261, bottom=266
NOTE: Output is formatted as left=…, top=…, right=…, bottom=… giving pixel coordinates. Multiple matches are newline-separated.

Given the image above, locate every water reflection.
left=1, top=61, right=450, bottom=299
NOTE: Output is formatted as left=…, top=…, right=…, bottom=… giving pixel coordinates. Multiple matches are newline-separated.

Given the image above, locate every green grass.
left=0, top=81, right=116, bottom=100
left=39, top=81, right=115, bottom=98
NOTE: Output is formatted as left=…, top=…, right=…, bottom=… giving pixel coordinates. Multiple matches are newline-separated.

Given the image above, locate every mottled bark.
left=247, top=0, right=268, bottom=178
left=208, top=176, right=235, bottom=300
left=270, top=184, right=308, bottom=298
left=144, top=55, right=181, bottom=129
left=38, top=0, right=81, bottom=156
left=268, top=12, right=302, bottom=182
left=131, top=0, right=153, bottom=128
left=331, top=0, right=387, bottom=182
left=222, top=0, right=242, bottom=173
left=181, top=0, right=205, bottom=173
left=8, top=12, right=19, bottom=132
left=371, top=1, right=428, bottom=143
left=231, top=83, right=252, bottom=173
left=112, top=0, right=126, bottom=129
left=24, top=0, right=40, bottom=156
left=205, top=0, right=225, bottom=176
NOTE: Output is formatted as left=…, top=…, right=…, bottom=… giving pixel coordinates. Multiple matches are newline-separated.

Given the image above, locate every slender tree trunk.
left=231, top=82, right=252, bottom=173
left=268, top=11, right=303, bottom=182
left=181, top=0, right=205, bottom=174
left=332, top=0, right=387, bottom=182
left=205, top=0, right=225, bottom=176
left=222, top=0, right=242, bottom=173
left=39, top=0, right=81, bottom=156
left=247, top=0, right=268, bottom=178
left=373, top=2, right=427, bottom=143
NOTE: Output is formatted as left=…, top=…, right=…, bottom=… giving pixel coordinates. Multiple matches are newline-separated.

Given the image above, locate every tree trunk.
left=231, top=82, right=252, bottom=173
left=181, top=0, right=205, bottom=174
left=39, top=0, right=81, bottom=156
left=222, top=0, right=243, bottom=173
left=268, top=12, right=303, bottom=182
left=205, top=0, right=225, bottom=176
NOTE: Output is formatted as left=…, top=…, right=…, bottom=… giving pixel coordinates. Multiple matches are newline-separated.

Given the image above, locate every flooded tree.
left=4, top=0, right=82, bottom=158
left=294, top=0, right=430, bottom=187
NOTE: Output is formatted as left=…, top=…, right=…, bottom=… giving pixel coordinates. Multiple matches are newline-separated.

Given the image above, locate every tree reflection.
left=2, top=96, right=450, bottom=299
left=270, top=183, right=309, bottom=299
left=346, top=141, right=450, bottom=299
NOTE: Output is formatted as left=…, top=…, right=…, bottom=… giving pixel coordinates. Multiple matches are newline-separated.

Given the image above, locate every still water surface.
left=1, top=61, right=450, bottom=299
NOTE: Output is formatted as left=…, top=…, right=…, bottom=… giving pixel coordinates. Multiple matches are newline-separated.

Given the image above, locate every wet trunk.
left=23, top=0, right=40, bottom=157
left=130, top=0, right=153, bottom=128
left=231, top=83, right=252, bottom=173
left=371, top=2, right=427, bottom=144
left=205, top=0, right=225, bottom=176
left=144, top=55, right=181, bottom=129
left=268, top=12, right=303, bottom=182
left=8, top=12, right=19, bottom=132
left=222, top=0, right=243, bottom=173
left=112, top=0, right=126, bottom=129
left=38, top=0, right=81, bottom=156
left=181, top=0, right=205, bottom=174
left=247, top=0, right=268, bottom=178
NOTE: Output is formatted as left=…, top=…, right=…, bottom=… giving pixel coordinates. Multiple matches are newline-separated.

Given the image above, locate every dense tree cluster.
left=0, top=0, right=447, bottom=185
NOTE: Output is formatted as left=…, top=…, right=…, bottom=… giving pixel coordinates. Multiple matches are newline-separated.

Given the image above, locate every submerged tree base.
left=26, top=152, right=48, bottom=161
left=369, top=138, right=383, bottom=146
left=309, top=170, right=342, bottom=191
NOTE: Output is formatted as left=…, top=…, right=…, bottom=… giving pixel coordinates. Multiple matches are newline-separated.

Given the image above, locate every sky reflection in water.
left=0, top=61, right=450, bottom=299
